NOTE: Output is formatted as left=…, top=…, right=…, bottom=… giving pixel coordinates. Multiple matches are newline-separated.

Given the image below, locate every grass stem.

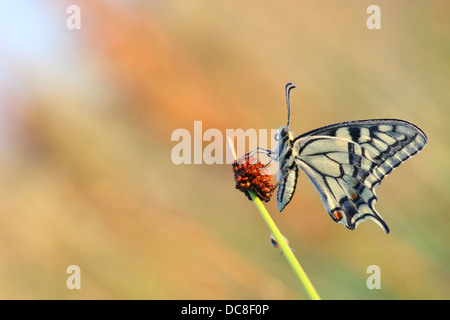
left=248, top=190, right=321, bottom=300
left=227, top=137, right=321, bottom=300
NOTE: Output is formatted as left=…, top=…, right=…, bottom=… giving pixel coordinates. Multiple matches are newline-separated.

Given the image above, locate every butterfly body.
left=267, top=83, right=427, bottom=234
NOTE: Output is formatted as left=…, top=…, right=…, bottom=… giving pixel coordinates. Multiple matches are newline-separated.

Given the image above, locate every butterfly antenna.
left=285, top=82, right=296, bottom=127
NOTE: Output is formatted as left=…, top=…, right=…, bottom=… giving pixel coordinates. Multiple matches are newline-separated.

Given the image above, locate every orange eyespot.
left=333, top=211, right=344, bottom=221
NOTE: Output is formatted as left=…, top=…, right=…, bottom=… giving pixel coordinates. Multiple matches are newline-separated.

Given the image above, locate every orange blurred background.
left=0, top=1, right=448, bottom=299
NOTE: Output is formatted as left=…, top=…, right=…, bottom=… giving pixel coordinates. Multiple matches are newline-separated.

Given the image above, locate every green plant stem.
left=248, top=190, right=321, bottom=300
left=226, top=137, right=320, bottom=299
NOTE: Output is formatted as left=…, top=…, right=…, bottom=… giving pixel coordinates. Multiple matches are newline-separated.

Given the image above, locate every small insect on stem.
left=232, top=155, right=276, bottom=202
left=270, top=233, right=294, bottom=256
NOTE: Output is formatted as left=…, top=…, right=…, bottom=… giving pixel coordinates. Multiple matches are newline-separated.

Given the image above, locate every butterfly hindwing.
left=293, top=136, right=390, bottom=233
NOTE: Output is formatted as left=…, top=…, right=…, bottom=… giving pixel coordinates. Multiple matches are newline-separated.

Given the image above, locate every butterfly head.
left=275, top=125, right=293, bottom=141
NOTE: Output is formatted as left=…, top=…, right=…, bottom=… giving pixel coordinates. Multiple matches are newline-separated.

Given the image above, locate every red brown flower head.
left=232, top=155, right=275, bottom=202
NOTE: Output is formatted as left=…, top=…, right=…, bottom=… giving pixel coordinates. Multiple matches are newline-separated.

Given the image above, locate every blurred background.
left=0, top=0, right=448, bottom=299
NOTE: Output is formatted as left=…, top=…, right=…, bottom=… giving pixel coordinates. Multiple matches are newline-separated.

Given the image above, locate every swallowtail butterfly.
left=248, top=83, right=427, bottom=234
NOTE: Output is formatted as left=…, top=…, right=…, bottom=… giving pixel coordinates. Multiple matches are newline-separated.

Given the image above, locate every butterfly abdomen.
left=235, top=82, right=427, bottom=234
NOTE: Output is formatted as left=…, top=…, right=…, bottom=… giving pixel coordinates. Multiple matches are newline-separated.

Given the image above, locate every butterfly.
left=248, top=82, right=427, bottom=234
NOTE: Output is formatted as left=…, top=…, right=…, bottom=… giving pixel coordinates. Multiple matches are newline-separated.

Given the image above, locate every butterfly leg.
left=272, top=182, right=279, bottom=192
left=263, top=159, right=272, bottom=169
left=236, top=147, right=275, bottom=168
left=240, top=146, right=273, bottom=159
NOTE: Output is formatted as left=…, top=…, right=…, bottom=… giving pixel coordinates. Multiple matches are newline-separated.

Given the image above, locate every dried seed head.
left=232, top=155, right=275, bottom=202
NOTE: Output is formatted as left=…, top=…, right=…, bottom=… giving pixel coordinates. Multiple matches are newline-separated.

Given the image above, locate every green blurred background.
left=0, top=1, right=448, bottom=299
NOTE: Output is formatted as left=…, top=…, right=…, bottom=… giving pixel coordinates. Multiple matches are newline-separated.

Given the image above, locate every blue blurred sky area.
left=0, top=2, right=108, bottom=152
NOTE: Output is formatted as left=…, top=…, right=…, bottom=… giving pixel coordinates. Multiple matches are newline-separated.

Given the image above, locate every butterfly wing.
left=292, top=120, right=426, bottom=233
left=293, top=136, right=388, bottom=232
left=295, top=119, right=427, bottom=179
